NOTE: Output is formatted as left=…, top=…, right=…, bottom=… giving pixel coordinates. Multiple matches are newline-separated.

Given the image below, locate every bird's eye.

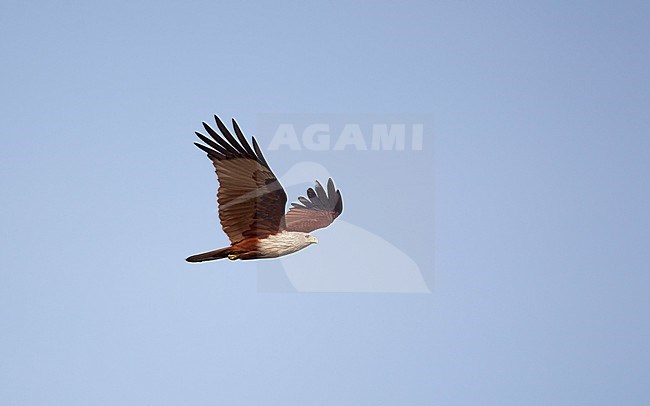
left=305, top=235, right=310, bottom=239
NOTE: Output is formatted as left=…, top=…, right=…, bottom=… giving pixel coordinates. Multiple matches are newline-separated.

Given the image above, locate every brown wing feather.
left=285, top=178, right=343, bottom=233
left=194, top=116, right=287, bottom=243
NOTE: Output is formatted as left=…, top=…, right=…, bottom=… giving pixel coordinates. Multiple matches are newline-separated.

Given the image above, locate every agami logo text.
left=267, top=123, right=424, bottom=151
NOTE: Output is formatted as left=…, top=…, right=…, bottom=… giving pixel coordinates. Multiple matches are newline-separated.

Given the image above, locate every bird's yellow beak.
left=308, top=236, right=319, bottom=244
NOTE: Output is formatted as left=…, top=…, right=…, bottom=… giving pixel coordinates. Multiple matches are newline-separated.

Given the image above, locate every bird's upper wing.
left=194, top=116, right=287, bottom=243
left=285, top=178, right=343, bottom=233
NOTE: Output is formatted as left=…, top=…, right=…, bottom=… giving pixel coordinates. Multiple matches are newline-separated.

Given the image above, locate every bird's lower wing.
left=285, top=178, right=343, bottom=233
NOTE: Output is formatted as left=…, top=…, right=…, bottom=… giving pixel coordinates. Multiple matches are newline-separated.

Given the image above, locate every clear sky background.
left=1, top=1, right=649, bottom=404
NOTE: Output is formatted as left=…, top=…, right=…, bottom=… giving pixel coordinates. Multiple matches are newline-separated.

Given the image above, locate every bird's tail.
left=186, top=247, right=232, bottom=263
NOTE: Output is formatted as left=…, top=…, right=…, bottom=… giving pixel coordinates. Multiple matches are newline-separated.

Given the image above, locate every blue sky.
left=1, top=1, right=649, bottom=404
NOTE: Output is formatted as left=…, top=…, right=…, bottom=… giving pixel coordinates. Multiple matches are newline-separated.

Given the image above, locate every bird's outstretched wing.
left=285, top=179, right=343, bottom=233
left=194, top=116, right=287, bottom=243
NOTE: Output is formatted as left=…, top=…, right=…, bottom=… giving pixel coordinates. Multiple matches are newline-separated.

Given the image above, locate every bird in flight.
left=186, top=116, right=343, bottom=262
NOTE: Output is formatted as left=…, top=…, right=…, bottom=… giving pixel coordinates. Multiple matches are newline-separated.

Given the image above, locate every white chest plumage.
left=256, top=231, right=317, bottom=258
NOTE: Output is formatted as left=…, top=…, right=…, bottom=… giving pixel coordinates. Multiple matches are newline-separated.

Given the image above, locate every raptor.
left=186, top=116, right=343, bottom=262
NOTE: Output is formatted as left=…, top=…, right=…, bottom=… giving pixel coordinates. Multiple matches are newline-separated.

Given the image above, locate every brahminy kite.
left=186, top=116, right=343, bottom=262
